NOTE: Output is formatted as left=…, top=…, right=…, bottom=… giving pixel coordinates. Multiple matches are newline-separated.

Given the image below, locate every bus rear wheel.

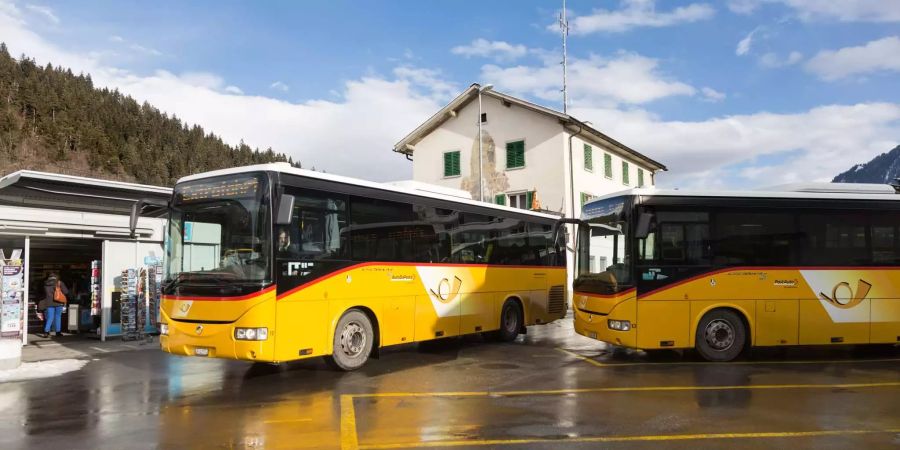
left=695, top=309, right=746, bottom=362
left=494, top=300, right=523, bottom=342
left=329, top=309, right=374, bottom=371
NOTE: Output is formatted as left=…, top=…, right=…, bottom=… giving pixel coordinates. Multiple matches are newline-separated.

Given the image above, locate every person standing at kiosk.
left=38, top=272, right=68, bottom=338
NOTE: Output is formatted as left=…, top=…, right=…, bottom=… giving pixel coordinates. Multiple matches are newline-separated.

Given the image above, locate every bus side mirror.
left=130, top=198, right=169, bottom=238
left=635, top=212, right=653, bottom=239
left=276, top=194, right=295, bottom=225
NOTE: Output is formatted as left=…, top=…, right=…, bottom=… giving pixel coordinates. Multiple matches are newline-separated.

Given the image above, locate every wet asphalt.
left=1, top=317, right=898, bottom=450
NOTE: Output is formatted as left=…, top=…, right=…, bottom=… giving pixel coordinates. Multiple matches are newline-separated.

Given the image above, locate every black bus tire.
left=695, top=309, right=746, bottom=362
left=330, top=309, right=374, bottom=371
left=495, top=300, right=523, bottom=342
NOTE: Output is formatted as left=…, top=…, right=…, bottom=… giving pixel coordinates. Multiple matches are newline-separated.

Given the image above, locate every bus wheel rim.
left=504, top=307, right=517, bottom=331
left=341, top=322, right=366, bottom=357
left=704, top=319, right=735, bottom=351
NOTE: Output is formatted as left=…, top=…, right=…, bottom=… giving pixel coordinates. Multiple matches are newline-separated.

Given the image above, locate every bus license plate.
left=194, top=347, right=210, bottom=356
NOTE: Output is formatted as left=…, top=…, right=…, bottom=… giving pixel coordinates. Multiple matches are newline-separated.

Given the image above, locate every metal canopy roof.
left=0, top=170, right=172, bottom=217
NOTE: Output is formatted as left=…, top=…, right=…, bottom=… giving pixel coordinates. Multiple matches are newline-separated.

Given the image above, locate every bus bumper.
left=159, top=309, right=278, bottom=363
left=574, top=297, right=637, bottom=348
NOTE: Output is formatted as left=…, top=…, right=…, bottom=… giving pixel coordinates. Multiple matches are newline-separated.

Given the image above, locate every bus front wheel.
left=695, top=309, right=746, bottom=362
left=495, top=300, right=523, bottom=342
left=329, top=309, right=374, bottom=371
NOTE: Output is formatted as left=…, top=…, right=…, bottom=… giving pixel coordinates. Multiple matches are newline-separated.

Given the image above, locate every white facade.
left=398, top=87, right=665, bottom=219
left=395, top=86, right=666, bottom=294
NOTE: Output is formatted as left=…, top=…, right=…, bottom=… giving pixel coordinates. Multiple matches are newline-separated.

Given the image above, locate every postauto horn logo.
left=819, top=279, right=872, bottom=310
left=430, top=276, right=462, bottom=304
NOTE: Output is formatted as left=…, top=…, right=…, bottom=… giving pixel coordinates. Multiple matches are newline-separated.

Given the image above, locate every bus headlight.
left=608, top=320, right=631, bottom=331
left=235, top=327, right=268, bottom=341
left=159, top=323, right=169, bottom=336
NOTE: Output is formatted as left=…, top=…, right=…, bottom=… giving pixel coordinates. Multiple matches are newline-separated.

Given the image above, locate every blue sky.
left=1, top=0, right=899, bottom=187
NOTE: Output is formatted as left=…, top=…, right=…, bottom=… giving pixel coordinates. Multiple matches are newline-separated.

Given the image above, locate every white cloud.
left=109, top=35, right=124, bottom=43
left=805, top=36, right=900, bottom=81
left=269, top=81, right=289, bottom=92
left=759, top=50, right=803, bottom=68
left=129, top=43, right=162, bottom=57
left=451, top=38, right=528, bottom=62
left=224, top=85, right=243, bottom=95
left=572, top=103, right=900, bottom=188
left=0, top=1, right=451, bottom=181
left=24, top=4, right=57, bottom=24
left=481, top=52, right=697, bottom=107
left=729, top=0, right=900, bottom=22
left=563, top=0, right=715, bottom=34
left=735, top=28, right=759, bottom=56
left=700, top=87, right=726, bottom=102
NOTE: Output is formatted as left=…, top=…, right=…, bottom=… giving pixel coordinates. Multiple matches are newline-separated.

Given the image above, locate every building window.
left=443, top=150, right=460, bottom=177
left=604, top=153, right=612, bottom=179
left=622, top=161, right=630, bottom=185
left=638, top=168, right=645, bottom=187
left=506, top=191, right=534, bottom=210
left=506, top=140, right=525, bottom=169
left=480, top=112, right=487, bottom=123
left=580, top=192, right=595, bottom=207
left=583, top=144, right=593, bottom=172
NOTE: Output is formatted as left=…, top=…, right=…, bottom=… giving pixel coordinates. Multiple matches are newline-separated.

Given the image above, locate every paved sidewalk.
left=22, top=333, right=160, bottom=362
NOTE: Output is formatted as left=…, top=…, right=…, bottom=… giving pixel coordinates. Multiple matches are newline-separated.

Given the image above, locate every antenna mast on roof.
left=559, top=0, right=569, bottom=114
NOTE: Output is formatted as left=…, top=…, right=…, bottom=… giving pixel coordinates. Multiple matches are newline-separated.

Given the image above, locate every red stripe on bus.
left=275, top=262, right=565, bottom=301
left=637, top=265, right=900, bottom=299
left=162, top=284, right=276, bottom=302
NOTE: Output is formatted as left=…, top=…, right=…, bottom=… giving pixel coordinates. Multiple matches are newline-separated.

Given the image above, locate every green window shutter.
left=622, top=161, right=630, bottom=185
left=443, top=151, right=460, bottom=177
left=506, top=141, right=525, bottom=169
left=584, top=144, right=592, bottom=171
left=580, top=192, right=587, bottom=207
left=604, top=153, right=612, bottom=178
left=638, top=168, right=644, bottom=187
left=494, top=194, right=506, bottom=205
left=525, top=191, right=534, bottom=210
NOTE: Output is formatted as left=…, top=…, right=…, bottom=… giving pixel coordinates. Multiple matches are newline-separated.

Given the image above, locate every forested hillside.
left=833, top=145, right=900, bottom=184
left=0, top=43, right=298, bottom=186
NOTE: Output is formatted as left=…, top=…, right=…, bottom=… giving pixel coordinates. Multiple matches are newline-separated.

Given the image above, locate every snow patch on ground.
left=0, top=359, right=88, bottom=383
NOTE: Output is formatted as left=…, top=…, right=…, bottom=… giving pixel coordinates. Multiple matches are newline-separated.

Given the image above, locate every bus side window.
left=279, top=190, right=348, bottom=261
left=653, top=211, right=710, bottom=266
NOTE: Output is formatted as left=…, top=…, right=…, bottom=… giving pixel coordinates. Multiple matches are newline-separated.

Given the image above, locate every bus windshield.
left=165, top=173, right=271, bottom=294
left=576, top=198, right=632, bottom=293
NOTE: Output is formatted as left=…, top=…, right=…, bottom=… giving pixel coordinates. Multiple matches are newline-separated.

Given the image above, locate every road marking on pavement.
left=557, top=347, right=900, bottom=367
left=341, top=395, right=359, bottom=450
left=357, top=428, right=900, bottom=449
left=90, top=347, right=111, bottom=353
left=339, top=381, right=900, bottom=449
left=557, top=348, right=606, bottom=366
left=263, top=418, right=312, bottom=424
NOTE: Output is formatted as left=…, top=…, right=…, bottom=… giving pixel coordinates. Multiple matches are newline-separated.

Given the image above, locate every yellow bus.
left=138, top=164, right=567, bottom=370
left=572, top=183, right=900, bottom=361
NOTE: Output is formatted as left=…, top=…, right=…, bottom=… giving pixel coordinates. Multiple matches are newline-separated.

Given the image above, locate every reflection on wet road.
left=1, top=318, right=898, bottom=449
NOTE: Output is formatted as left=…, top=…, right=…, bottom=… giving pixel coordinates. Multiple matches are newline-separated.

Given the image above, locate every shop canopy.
left=0, top=171, right=171, bottom=239
left=0, top=171, right=171, bottom=216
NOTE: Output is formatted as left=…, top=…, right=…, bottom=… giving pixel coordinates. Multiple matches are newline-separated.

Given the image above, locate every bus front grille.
left=548, top=285, right=565, bottom=315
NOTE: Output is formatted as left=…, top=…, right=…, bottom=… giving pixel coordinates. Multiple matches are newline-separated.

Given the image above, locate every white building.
left=392, top=84, right=667, bottom=219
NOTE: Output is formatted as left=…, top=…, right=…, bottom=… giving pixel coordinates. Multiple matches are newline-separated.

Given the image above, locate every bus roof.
left=177, top=163, right=562, bottom=220
left=586, top=183, right=900, bottom=208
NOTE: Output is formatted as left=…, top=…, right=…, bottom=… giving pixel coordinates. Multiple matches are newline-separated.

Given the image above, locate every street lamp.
left=477, top=84, right=493, bottom=202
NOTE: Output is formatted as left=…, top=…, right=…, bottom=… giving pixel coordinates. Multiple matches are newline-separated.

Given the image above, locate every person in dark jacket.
left=38, top=272, right=68, bottom=338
